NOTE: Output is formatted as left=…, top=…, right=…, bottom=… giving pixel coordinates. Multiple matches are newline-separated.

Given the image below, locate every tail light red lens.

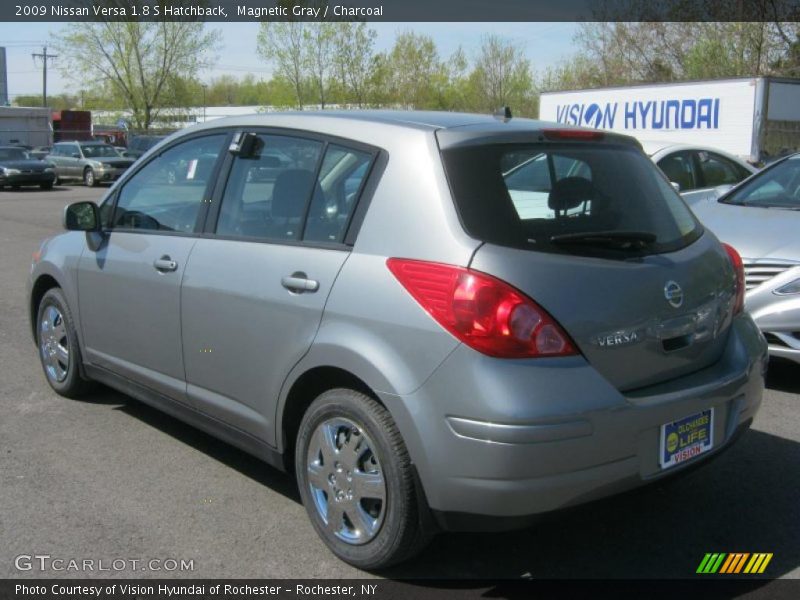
left=722, top=243, right=745, bottom=315
left=386, top=258, right=577, bottom=358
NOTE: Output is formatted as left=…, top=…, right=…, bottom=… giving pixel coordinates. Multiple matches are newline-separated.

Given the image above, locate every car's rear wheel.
left=83, top=167, right=96, bottom=187
left=295, top=388, right=431, bottom=569
left=36, top=288, right=92, bottom=398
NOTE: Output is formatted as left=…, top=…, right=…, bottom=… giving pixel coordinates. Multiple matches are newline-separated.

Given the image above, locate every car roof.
left=202, top=108, right=634, bottom=132
left=182, top=110, right=641, bottom=151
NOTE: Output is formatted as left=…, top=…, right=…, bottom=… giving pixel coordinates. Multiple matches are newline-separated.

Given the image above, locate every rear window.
left=441, top=143, right=701, bottom=256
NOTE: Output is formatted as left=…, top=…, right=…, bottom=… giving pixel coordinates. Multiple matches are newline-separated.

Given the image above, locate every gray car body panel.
left=692, top=159, right=800, bottom=363
left=29, top=111, right=768, bottom=529
left=470, top=233, right=737, bottom=391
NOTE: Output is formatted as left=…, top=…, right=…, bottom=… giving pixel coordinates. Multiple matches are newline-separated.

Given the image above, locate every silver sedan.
left=640, top=141, right=757, bottom=205
left=693, top=153, right=800, bottom=364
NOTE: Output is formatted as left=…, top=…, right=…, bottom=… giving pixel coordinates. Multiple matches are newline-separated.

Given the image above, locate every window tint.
left=112, top=134, right=226, bottom=232
left=724, top=156, right=800, bottom=208
left=216, top=137, right=372, bottom=244
left=698, top=151, right=749, bottom=187
left=305, top=144, right=372, bottom=243
left=0, top=147, right=29, bottom=160
left=80, top=144, right=120, bottom=158
left=657, top=152, right=697, bottom=191
left=441, top=143, right=701, bottom=257
left=503, top=152, right=593, bottom=219
left=216, top=135, right=324, bottom=241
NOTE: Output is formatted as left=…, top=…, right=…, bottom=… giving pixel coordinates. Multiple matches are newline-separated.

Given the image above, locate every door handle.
left=153, top=255, right=178, bottom=272
left=281, top=272, right=319, bottom=293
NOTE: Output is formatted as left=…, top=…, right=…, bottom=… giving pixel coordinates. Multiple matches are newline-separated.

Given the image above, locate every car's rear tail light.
left=386, top=258, right=577, bottom=358
left=542, top=128, right=604, bottom=141
left=723, top=243, right=745, bottom=315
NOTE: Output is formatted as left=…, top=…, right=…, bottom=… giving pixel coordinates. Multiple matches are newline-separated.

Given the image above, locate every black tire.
left=83, top=167, right=96, bottom=187
left=36, top=287, right=93, bottom=398
left=295, top=388, right=432, bottom=569
left=40, top=182, right=54, bottom=190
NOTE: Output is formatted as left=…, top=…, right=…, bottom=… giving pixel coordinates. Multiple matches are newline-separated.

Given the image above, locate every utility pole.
left=32, top=46, right=57, bottom=107
left=201, top=83, right=207, bottom=123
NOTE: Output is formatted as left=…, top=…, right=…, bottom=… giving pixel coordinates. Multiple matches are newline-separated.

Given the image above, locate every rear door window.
left=215, top=136, right=373, bottom=244
left=657, top=151, right=698, bottom=191
left=215, top=134, right=324, bottom=241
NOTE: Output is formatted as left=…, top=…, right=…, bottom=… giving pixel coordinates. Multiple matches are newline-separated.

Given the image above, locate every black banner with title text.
left=3, top=579, right=800, bottom=600
left=1, top=0, right=800, bottom=23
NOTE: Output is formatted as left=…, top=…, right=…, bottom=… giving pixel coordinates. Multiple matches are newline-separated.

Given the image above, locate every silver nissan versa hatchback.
left=29, top=111, right=767, bottom=569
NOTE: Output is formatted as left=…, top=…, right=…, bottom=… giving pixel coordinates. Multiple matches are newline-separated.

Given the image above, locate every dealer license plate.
left=659, top=409, right=714, bottom=469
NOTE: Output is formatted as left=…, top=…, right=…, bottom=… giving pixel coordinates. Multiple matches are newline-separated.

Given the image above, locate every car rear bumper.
left=380, top=314, right=767, bottom=529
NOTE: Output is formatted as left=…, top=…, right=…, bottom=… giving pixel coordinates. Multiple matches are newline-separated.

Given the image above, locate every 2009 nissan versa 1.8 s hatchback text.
left=29, top=111, right=768, bottom=569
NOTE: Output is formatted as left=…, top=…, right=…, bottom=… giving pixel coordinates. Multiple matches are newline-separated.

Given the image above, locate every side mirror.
left=670, top=181, right=681, bottom=192
left=64, top=201, right=100, bottom=231
left=71, top=152, right=80, bottom=158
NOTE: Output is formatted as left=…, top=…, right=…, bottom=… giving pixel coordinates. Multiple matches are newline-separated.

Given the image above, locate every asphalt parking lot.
left=1, top=185, right=798, bottom=580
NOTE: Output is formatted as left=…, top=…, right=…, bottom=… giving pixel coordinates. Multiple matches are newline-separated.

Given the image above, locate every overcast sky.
left=1, top=22, right=580, bottom=102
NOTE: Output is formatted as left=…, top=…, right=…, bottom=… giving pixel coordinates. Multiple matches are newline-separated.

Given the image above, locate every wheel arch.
left=29, top=273, right=61, bottom=343
left=279, top=365, right=380, bottom=472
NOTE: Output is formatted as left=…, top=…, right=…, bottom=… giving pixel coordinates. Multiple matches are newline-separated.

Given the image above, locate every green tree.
left=332, top=22, right=379, bottom=107
left=304, top=23, right=337, bottom=108
left=468, top=35, right=535, bottom=115
left=257, top=22, right=307, bottom=109
left=54, top=22, right=220, bottom=130
left=384, top=31, right=442, bottom=109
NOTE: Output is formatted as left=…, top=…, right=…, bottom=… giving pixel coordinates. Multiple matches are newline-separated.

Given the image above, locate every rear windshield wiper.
left=549, top=230, right=657, bottom=250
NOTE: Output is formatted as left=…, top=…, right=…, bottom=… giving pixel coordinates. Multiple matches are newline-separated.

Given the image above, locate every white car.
left=640, top=141, right=757, bottom=205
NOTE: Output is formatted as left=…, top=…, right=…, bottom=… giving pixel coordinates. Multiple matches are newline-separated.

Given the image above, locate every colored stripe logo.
left=697, top=553, right=773, bottom=574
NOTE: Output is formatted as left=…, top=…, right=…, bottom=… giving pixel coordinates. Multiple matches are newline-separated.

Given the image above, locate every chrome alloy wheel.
left=40, top=305, right=69, bottom=383
left=307, top=418, right=387, bottom=545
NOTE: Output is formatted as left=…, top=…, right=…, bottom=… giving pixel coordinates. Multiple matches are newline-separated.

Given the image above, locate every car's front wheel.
left=36, top=288, right=92, bottom=398
left=295, top=388, right=431, bottom=569
left=83, top=167, right=96, bottom=187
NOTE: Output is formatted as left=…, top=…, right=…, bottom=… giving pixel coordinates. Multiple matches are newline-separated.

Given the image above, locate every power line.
left=31, top=46, right=57, bottom=107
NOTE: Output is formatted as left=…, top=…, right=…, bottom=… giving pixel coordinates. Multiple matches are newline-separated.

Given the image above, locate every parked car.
left=124, top=135, right=166, bottom=160
left=692, top=153, right=800, bottom=364
left=0, top=145, right=56, bottom=190
left=641, top=141, right=757, bottom=205
left=29, top=111, right=767, bottom=569
left=46, top=141, right=135, bottom=187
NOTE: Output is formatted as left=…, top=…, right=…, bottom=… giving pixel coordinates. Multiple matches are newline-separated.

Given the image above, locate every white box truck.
left=539, top=77, right=800, bottom=163
left=0, top=106, right=52, bottom=147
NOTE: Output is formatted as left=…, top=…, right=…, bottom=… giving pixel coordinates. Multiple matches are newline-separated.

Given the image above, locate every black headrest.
left=548, top=176, right=594, bottom=212
left=271, top=169, right=316, bottom=219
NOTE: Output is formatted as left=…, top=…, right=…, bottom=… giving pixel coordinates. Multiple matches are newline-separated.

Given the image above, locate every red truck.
left=52, top=110, right=92, bottom=142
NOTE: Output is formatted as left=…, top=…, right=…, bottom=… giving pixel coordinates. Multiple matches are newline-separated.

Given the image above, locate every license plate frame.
left=659, top=409, right=714, bottom=470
